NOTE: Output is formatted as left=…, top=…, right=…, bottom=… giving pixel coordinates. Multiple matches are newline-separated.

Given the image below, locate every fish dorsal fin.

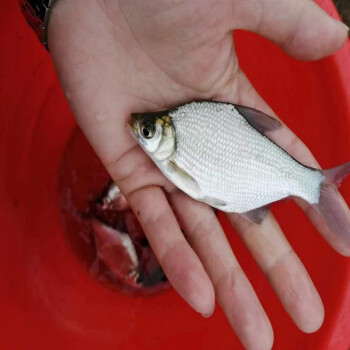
left=167, top=160, right=202, bottom=199
left=235, top=105, right=282, bottom=135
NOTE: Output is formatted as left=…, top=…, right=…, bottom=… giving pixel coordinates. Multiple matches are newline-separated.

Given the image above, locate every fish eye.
left=141, top=121, right=155, bottom=139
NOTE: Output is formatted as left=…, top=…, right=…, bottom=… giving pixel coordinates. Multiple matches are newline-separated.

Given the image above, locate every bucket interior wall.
left=1, top=1, right=350, bottom=349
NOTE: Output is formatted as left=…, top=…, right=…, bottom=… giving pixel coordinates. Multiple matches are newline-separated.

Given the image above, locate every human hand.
left=48, top=0, right=349, bottom=348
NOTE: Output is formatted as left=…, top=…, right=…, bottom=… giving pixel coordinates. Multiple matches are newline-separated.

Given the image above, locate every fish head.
left=129, top=111, right=176, bottom=161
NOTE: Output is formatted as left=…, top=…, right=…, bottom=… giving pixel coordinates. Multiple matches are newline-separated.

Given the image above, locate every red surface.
left=59, top=129, right=170, bottom=293
left=1, top=0, right=350, bottom=349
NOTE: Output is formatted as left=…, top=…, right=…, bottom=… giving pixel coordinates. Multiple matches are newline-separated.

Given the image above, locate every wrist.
left=20, top=0, right=55, bottom=49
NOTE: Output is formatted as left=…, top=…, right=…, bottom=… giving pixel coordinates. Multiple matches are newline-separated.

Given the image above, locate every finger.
left=227, top=211, right=324, bottom=333
left=229, top=0, right=349, bottom=60
left=218, top=69, right=350, bottom=256
left=169, top=191, right=273, bottom=350
left=106, top=143, right=214, bottom=314
left=124, top=185, right=215, bottom=315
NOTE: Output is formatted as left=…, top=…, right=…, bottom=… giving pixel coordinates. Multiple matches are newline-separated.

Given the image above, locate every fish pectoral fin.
left=235, top=105, right=282, bottom=135
left=242, top=206, right=270, bottom=224
left=168, top=160, right=201, bottom=198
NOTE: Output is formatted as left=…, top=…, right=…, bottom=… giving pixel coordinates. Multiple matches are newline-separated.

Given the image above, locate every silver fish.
left=130, top=101, right=350, bottom=242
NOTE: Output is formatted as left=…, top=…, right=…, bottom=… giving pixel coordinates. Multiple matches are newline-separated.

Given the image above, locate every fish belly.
left=170, top=102, right=324, bottom=212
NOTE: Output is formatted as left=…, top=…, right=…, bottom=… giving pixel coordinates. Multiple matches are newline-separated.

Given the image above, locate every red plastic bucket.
left=1, top=1, right=350, bottom=349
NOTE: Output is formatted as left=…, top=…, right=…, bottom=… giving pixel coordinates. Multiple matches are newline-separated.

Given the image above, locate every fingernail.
left=341, top=22, right=350, bottom=32
left=201, top=310, right=214, bottom=318
left=334, top=18, right=349, bottom=32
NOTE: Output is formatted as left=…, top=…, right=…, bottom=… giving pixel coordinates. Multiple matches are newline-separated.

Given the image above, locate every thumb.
left=230, top=0, right=349, bottom=60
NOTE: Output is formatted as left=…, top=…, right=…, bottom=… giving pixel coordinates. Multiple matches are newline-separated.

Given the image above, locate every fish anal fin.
left=242, top=206, right=269, bottom=224
left=235, top=105, right=282, bottom=135
left=203, top=196, right=228, bottom=210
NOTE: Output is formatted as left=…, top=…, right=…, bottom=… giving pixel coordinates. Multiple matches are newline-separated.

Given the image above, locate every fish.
left=129, top=100, right=350, bottom=244
left=91, top=218, right=140, bottom=286
left=92, top=183, right=168, bottom=287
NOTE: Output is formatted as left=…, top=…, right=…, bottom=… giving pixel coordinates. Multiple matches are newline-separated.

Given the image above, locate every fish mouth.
left=130, top=113, right=141, bottom=131
left=130, top=113, right=141, bottom=124
left=131, top=110, right=171, bottom=123
left=128, top=113, right=144, bottom=137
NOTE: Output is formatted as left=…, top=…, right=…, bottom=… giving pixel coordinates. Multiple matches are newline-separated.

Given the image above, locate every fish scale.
left=169, top=101, right=324, bottom=213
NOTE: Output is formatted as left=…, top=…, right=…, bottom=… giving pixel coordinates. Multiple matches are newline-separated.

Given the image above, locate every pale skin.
left=48, top=0, right=349, bottom=349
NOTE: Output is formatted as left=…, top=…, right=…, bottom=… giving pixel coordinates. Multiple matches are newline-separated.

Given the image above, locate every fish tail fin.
left=317, top=162, right=350, bottom=247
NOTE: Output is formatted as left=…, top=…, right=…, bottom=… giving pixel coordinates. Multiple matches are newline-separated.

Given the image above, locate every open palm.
left=49, top=0, right=349, bottom=348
